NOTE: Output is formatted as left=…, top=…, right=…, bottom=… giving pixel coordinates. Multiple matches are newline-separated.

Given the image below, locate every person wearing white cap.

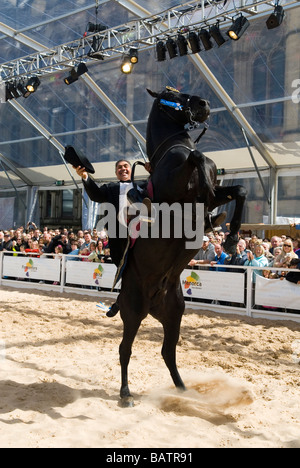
left=188, top=236, right=215, bottom=267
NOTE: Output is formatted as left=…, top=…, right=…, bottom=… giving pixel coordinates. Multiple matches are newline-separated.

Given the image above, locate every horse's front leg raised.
left=212, top=185, right=247, bottom=254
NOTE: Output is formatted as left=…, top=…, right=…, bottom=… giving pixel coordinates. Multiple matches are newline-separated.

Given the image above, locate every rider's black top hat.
left=64, top=145, right=95, bottom=174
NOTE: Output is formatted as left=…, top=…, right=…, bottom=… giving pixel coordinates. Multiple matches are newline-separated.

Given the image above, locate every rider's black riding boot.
left=106, top=301, right=120, bottom=317
left=127, top=187, right=148, bottom=205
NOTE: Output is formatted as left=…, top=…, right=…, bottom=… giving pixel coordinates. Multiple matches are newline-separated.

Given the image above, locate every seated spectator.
left=210, top=243, right=228, bottom=272
left=284, top=258, right=300, bottom=285
left=273, top=239, right=298, bottom=268
left=262, top=269, right=279, bottom=280
left=248, top=238, right=258, bottom=253
left=13, top=236, right=25, bottom=253
left=54, top=245, right=63, bottom=259
left=80, top=231, right=92, bottom=251
left=96, top=239, right=104, bottom=257
left=99, top=230, right=109, bottom=249
left=68, top=231, right=76, bottom=242
left=88, top=241, right=99, bottom=262
left=59, top=234, right=72, bottom=255
left=293, top=238, right=300, bottom=258
left=244, top=243, right=269, bottom=280
left=261, top=241, right=274, bottom=263
left=67, top=241, right=80, bottom=261
left=228, top=238, right=248, bottom=264
left=25, top=240, right=41, bottom=257
left=269, top=236, right=282, bottom=254
left=79, top=247, right=90, bottom=261
left=0, top=231, right=4, bottom=251
left=188, top=236, right=215, bottom=267
left=102, top=248, right=112, bottom=263
left=3, top=232, right=13, bottom=251
left=76, top=238, right=84, bottom=248
left=268, top=246, right=282, bottom=267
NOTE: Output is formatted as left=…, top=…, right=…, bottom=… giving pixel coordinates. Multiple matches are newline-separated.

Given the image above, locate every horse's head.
left=147, top=87, right=210, bottom=126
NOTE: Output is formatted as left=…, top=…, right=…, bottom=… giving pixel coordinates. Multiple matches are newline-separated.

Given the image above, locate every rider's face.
left=116, top=161, right=132, bottom=181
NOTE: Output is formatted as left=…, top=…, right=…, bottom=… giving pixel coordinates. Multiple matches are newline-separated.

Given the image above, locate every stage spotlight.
left=17, top=81, right=31, bottom=98
left=266, top=5, right=284, bottom=29
left=26, top=76, right=40, bottom=94
left=5, top=83, right=14, bottom=101
left=198, top=28, right=213, bottom=50
left=77, top=62, right=88, bottom=76
left=64, top=63, right=88, bottom=85
left=121, top=56, right=133, bottom=74
left=5, top=82, right=22, bottom=100
left=176, top=34, right=188, bottom=56
left=64, top=68, right=78, bottom=85
left=129, top=48, right=138, bottom=64
left=210, top=23, right=226, bottom=46
left=227, top=15, right=249, bottom=40
left=166, top=37, right=178, bottom=59
left=188, top=31, right=201, bottom=54
left=156, top=40, right=167, bottom=61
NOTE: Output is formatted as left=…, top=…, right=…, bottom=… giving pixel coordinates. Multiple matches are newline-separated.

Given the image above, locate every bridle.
left=158, top=94, right=209, bottom=145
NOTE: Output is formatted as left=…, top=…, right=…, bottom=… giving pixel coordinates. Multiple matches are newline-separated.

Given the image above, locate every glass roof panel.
left=0, top=1, right=299, bottom=184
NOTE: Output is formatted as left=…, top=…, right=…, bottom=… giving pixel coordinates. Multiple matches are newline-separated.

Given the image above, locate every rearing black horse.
left=117, top=87, right=247, bottom=407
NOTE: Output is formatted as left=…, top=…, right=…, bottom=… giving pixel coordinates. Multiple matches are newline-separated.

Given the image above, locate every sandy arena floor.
left=0, top=286, right=299, bottom=448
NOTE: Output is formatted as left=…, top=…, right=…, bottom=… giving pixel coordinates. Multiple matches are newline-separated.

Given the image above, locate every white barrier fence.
left=0, top=252, right=299, bottom=322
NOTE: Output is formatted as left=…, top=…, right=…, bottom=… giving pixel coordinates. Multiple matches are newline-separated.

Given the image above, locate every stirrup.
left=139, top=198, right=156, bottom=224
left=204, top=211, right=227, bottom=233
left=128, top=193, right=156, bottom=224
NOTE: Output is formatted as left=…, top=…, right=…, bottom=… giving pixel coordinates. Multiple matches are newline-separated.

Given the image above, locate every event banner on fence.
left=3, top=256, right=61, bottom=282
left=66, top=261, right=118, bottom=289
left=180, top=269, right=245, bottom=303
left=255, top=275, right=300, bottom=310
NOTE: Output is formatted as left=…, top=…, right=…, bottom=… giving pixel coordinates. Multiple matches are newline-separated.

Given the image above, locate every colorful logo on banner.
left=182, top=271, right=202, bottom=295
left=93, top=263, right=104, bottom=285
left=23, top=259, right=37, bottom=277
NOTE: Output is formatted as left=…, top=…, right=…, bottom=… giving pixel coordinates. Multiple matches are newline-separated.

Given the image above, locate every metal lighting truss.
left=0, top=0, right=298, bottom=81
left=0, top=0, right=299, bottom=221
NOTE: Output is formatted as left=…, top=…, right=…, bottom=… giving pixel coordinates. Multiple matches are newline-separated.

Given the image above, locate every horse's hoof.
left=119, top=396, right=134, bottom=408
left=223, top=234, right=238, bottom=255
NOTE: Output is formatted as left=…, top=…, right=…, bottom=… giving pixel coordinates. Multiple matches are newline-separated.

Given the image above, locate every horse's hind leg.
left=159, top=283, right=186, bottom=391
left=119, top=311, right=143, bottom=407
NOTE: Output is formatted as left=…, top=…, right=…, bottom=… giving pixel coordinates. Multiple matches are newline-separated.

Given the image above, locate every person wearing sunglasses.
left=273, top=239, right=299, bottom=268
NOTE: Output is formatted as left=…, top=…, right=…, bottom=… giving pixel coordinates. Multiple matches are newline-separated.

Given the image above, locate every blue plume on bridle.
left=160, top=99, right=183, bottom=111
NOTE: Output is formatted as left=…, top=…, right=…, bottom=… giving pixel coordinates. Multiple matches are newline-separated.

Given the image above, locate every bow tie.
left=120, top=180, right=132, bottom=183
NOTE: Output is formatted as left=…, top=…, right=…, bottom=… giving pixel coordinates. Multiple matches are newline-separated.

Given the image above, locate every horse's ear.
left=147, top=89, right=158, bottom=99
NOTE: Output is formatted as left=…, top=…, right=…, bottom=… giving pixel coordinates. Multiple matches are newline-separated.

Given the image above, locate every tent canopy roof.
left=0, top=0, right=299, bottom=188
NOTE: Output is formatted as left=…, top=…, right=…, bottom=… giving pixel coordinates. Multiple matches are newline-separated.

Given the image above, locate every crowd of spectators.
left=1, top=224, right=299, bottom=294
left=189, top=231, right=300, bottom=286
left=0, top=222, right=112, bottom=264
